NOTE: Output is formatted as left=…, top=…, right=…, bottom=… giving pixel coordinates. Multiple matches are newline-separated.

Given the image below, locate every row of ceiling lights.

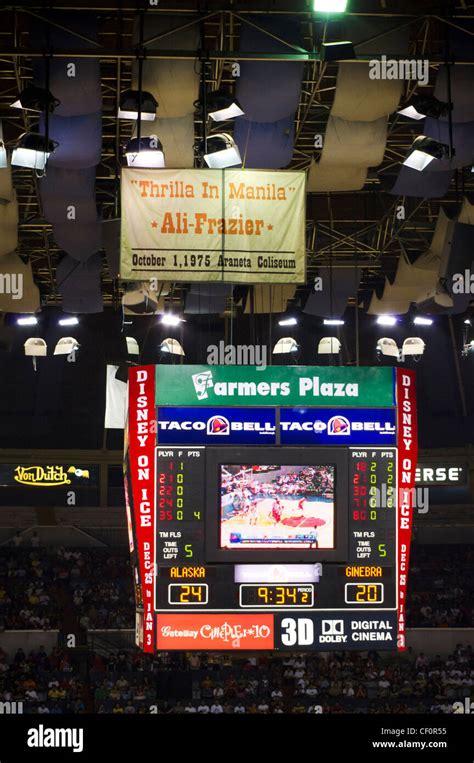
left=1, top=85, right=246, bottom=171
left=2, top=0, right=457, bottom=174
left=6, top=87, right=454, bottom=174
left=15, top=312, right=438, bottom=329
left=278, top=315, right=435, bottom=327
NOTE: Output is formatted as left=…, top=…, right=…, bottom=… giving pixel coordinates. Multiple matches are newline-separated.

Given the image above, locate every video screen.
left=220, top=464, right=335, bottom=550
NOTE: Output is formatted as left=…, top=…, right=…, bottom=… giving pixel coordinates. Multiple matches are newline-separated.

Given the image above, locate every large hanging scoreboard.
left=125, top=365, right=417, bottom=652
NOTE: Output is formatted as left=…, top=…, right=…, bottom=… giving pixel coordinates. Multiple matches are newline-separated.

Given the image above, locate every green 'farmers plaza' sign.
left=155, top=366, right=395, bottom=407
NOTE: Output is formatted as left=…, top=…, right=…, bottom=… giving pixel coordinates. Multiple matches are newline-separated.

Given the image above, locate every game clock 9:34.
left=240, top=585, right=314, bottom=608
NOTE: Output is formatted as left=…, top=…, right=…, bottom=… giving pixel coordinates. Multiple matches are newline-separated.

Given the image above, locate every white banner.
left=104, top=365, right=127, bottom=429
left=120, top=168, right=306, bottom=283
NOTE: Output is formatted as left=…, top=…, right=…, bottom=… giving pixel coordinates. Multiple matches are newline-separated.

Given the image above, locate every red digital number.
left=159, top=510, right=173, bottom=521
left=353, top=510, right=367, bottom=521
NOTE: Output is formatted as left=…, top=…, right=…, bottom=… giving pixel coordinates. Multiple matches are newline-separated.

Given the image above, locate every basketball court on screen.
left=220, top=464, right=335, bottom=550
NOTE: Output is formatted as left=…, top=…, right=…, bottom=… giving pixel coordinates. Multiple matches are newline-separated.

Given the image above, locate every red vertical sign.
left=128, top=366, right=156, bottom=652
left=395, top=369, right=418, bottom=651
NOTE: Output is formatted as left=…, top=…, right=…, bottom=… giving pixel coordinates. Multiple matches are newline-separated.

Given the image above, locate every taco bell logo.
left=207, top=416, right=230, bottom=435
left=192, top=370, right=214, bottom=400
left=328, top=416, right=350, bottom=435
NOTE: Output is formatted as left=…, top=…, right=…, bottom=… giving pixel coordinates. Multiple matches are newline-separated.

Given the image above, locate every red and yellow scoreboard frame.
left=124, top=365, right=417, bottom=652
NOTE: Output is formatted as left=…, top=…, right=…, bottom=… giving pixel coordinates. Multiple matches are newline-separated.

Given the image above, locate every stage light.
left=10, top=85, right=59, bottom=114
left=323, top=319, right=345, bottom=326
left=58, top=316, right=79, bottom=327
left=314, top=0, right=348, bottom=12
left=125, top=136, right=165, bottom=168
left=203, top=133, right=241, bottom=168
left=272, top=337, right=299, bottom=354
left=24, top=338, right=47, bottom=356
left=161, top=314, right=184, bottom=327
left=403, top=136, right=450, bottom=172
left=160, top=338, right=185, bottom=355
left=54, top=337, right=79, bottom=355
left=397, top=95, right=450, bottom=121
left=205, top=91, right=244, bottom=122
left=278, top=317, right=298, bottom=327
left=401, top=337, right=425, bottom=360
left=11, top=132, right=56, bottom=170
left=376, top=338, right=399, bottom=359
left=413, top=316, right=433, bottom=326
left=318, top=337, right=341, bottom=355
left=320, top=41, right=355, bottom=62
left=17, top=316, right=38, bottom=326
left=118, top=90, right=157, bottom=121
left=377, top=316, right=397, bottom=326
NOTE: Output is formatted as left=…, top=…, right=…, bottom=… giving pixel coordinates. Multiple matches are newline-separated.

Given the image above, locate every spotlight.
left=203, top=91, right=244, bottom=122
left=273, top=337, right=299, bottom=354
left=24, top=338, right=47, bottom=356
left=376, top=338, right=400, bottom=360
left=160, top=338, right=185, bottom=355
left=323, top=319, right=345, bottom=326
left=278, top=317, right=298, bottom=327
left=377, top=316, right=397, bottom=326
left=58, top=316, right=79, bottom=327
left=403, top=136, right=450, bottom=172
left=125, top=136, right=165, bottom=168
left=10, top=85, right=59, bottom=113
left=118, top=90, right=157, bottom=121
left=161, top=314, right=184, bottom=327
left=314, top=0, right=348, bottom=12
left=203, top=133, right=241, bottom=169
left=320, top=41, right=355, bottom=62
left=397, top=95, right=450, bottom=121
left=17, top=316, right=38, bottom=326
left=402, top=337, right=425, bottom=359
left=413, top=316, right=433, bottom=326
left=11, top=132, right=57, bottom=170
left=318, top=337, right=341, bottom=355
left=54, top=337, right=79, bottom=355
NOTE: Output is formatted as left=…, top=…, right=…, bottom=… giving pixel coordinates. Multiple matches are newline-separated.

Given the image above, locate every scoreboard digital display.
left=126, top=365, right=418, bottom=652
left=154, top=446, right=396, bottom=616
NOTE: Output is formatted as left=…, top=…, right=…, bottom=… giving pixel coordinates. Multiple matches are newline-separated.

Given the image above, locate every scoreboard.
left=125, top=365, right=417, bottom=652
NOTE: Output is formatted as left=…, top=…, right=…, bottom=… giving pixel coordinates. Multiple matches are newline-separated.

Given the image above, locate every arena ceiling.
left=0, top=0, right=473, bottom=314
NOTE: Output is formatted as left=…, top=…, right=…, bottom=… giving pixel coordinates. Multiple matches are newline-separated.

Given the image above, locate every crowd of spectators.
left=0, top=644, right=472, bottom=714
left=407, top=545, right=474, bottom=627
left=0, top=548, right=134, bottom=630
left=0, top=540, right=472, bottom=715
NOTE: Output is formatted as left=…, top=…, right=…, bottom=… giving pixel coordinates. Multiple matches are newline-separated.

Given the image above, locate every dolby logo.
left=320, top=620, right=347, bottom=644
